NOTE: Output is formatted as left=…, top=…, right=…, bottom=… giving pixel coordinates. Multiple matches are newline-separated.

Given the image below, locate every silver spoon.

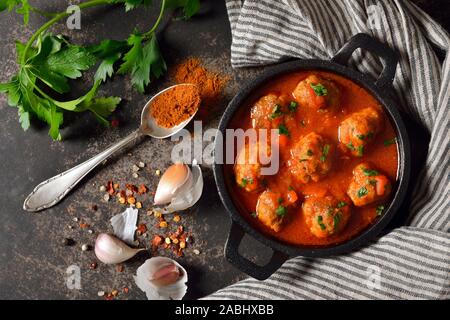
left=23, top=84, right=199, bottom=212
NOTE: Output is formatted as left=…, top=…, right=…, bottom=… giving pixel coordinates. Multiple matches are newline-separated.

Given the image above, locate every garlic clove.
left=94, top=233, right=144, bottom=264
left=161, top=159, right=203, bottom=214
left=134, top=257, right=188, bottom=300
left=150, top=263, right=180, bottom=287
left=110, top=207, right=138, bottom=245
left=154, top=163, right=191, bottom=205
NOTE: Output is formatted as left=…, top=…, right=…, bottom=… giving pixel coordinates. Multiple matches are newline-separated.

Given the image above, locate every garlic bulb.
left=94, top=233, right=144, bottom=264
left=154, top=160, right=203, bottom=214
left=134, top=257, right=188, bottom=300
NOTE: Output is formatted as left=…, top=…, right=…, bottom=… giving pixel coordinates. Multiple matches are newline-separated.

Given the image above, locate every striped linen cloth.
left=206, top=0, right=450, bottom=299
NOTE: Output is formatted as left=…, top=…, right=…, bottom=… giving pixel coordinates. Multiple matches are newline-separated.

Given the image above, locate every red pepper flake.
left=125, top=184, right=138, bottom=193
left=123, top=287, right=129, bottom=294
left=106, top=181, right=115, bottom=195
left=136, top=223, right=147, bottom=234
left=138, top=184, right=148, bottom=195
left=79, top=222, right=90, bottom=229
left=89, top=262, right=98, bottom=270
left=119, top=190, right=126, bottom=198
left=111, top=119, right=119, bottom=127
left=151, top=235, right=163, bottom=251
left=105, top=293, right=114, bottom=300
left=175, top=225, right=184, bottom=236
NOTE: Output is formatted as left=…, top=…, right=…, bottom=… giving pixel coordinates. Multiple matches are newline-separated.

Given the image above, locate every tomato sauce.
left=224, top=71, right=399, bottom=247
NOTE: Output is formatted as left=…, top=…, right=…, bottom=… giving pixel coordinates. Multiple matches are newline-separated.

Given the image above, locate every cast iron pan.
left=213, top=33, right=411, bottom=280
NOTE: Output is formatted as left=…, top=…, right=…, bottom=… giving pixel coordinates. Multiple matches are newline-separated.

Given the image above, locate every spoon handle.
left=23, top=129, right=143, bottom=212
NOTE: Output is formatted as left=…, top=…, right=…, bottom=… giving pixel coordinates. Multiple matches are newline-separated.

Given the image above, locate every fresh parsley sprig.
left=0, top=0, right=201, bottom=140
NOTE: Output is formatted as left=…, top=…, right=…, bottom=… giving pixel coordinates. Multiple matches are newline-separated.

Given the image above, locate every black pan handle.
left=225, top=222, right=289, bottom=280
left=331, top=33, right=399, bottom=90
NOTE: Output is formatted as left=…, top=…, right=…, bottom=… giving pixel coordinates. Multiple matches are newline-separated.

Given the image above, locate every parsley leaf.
left=333, top=212, right=342, bottom=230
left=357, top=145, right=364, bottom=156
left=320, top=144, right=330, bottom=162
left=347, top=142, right=356, bottom=151
left=0, top=0, right=31, bottom=25
left=269, top=104, right=283, bottom=119
left=88, top=39, right=128, bottom=83
left=278, top=124, right=290, bottom=136
left=310, top=83, right=328, bottom=96
left=166, top=0, right=201, bottom=19
left=288, top=101, right=298, bottom=112
left=118, top=33, right=167, bottom=93
left=336, top=201, right=347, bottom=208
left=357, top=187, right=368, bottom=198
left=384, top=138, right=397, bottom=146
left=376, top=205, right=385, bottom=216
left=317, top=215, right=326, bottom=230
left=363, top=168, right=379, bottom=176
left=276, top=205, right=287, bottom=217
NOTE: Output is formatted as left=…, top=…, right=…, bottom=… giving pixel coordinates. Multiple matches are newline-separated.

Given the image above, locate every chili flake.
left=127, top=196, right=136, bottom=205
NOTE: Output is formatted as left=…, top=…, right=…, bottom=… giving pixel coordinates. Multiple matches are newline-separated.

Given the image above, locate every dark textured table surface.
left=0, top=0, right=448, bottom=300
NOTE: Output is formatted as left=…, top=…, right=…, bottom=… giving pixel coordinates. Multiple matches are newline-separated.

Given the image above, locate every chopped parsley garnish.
left=288, top=101, right=298, bottom=112
left=337, top=201, right=347, bottom=208
left=288, top=186, right=294, bottom=191
left=251, top=211, right=258, bottom=218
left=240, top=177, right=253, bottom=188
left=307, top=149, right=314, bottom=156
left=310, top=83, right=328, bottom=96
left=368, top=179, right=377, bottom=186
left=376, top=205, right=385, bottom=216
left=326, top=207, right=334, bottom=216
left=269, top=104, right=283, bottom=119
left=357, top=145, right=364, bottom=156
left=357, top=132, right=374, bottom=140
left=276, top=205, right=287, bottom=217
left=317, top=216, right=326, bottom=230
left=320, top=144, right=330, bottom=162
left=384, top=138, right=397, bottom=146
left=363, top=168, right=379, bottom=176
left=347, top=142, right=356, bottom=151
left=278, top=197, right=284, bottom=204
left=333, top=212, right=342, bottom=229
left=357, top=186, right=368, bottom=198
left=278, top=124, right=290, bottom=136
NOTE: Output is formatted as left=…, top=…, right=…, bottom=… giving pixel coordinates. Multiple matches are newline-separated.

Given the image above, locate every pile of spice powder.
left=172, top=57, right=229, bottom=120
left=150, top=85, right=201, bottom=128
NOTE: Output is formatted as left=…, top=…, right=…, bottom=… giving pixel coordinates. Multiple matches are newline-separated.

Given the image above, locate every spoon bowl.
left=140, top=83, right=199, bottom=139
left=23, top=83, right=200, bottom=212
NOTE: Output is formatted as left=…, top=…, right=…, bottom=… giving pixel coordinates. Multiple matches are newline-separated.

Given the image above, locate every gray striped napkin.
left=206, top=0, right=450, bottom=299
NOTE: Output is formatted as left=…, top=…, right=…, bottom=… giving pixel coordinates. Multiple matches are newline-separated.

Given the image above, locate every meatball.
left=234, top=142, right=271, bottom=192
left=293, top=74, right=340, bottom=111
left=347, top=163, right=392, bottom=207
left=302, top=194, right=351, bottom=238
left=339, top=107, right=383, bottom=157
left=255, top=190, right=286, bottom=232
left=251, top=94, right=290, bottom=130
left=287, top=132, right=333, bottom=183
